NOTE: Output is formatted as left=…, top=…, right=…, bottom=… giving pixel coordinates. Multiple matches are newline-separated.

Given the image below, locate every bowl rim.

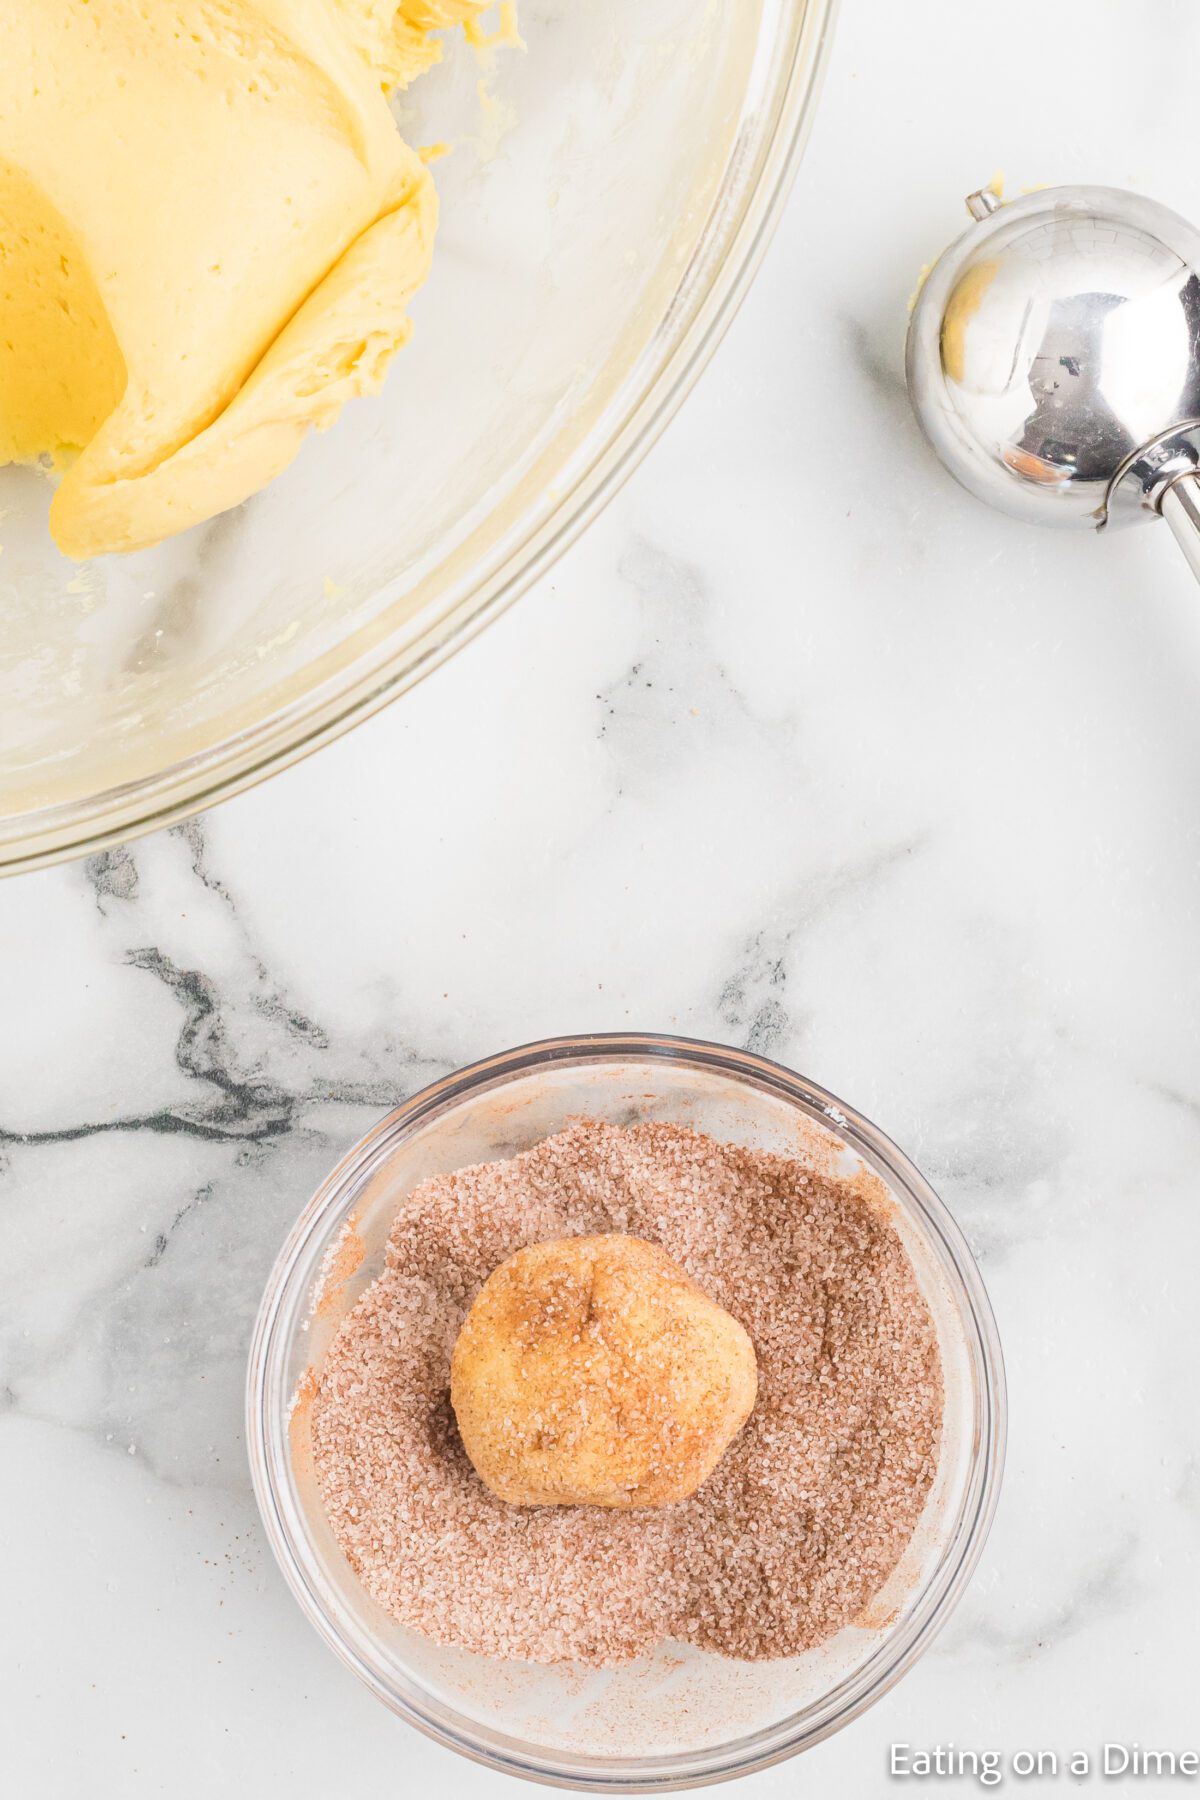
left=246, top=1031, right=1007, bottom=1792
left=4, top=0, right=838, bottom=876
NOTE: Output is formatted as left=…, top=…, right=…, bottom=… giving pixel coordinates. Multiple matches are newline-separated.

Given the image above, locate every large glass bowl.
left=247, top=1034, right=1005, bottom=1791
left=0, top=0, right=835, bottom=873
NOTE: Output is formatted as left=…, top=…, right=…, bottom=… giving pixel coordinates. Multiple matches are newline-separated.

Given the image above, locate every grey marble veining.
left=4, top=0, right=1200, bottom=1794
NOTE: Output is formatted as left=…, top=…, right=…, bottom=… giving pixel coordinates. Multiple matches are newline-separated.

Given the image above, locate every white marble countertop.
left=4, top=1, right=1200, bottom=1794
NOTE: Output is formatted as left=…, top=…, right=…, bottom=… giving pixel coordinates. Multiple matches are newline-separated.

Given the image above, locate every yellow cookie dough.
left=450, top=1234, right=759, bottom=1509
left=0, top=0, right=483, bottom=559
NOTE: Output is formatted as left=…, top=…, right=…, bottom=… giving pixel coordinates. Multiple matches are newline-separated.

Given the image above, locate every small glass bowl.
left=247, top=1034, right=1005, bottom=1791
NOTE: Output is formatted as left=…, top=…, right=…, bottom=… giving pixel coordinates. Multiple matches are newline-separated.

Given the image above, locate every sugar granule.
left=309, top=1119, right=943, bottom=1666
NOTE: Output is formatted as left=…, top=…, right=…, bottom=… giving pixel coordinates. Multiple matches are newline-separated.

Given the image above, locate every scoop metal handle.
left=1161, top=476, right=1200, bottom=586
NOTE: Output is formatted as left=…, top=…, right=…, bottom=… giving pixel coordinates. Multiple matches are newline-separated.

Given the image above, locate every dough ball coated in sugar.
left=450, top=1233, right=758, bottom=1508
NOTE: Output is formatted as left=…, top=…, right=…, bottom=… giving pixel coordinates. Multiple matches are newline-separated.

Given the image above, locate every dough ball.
left=450, top=1233, right=758, bottom=1508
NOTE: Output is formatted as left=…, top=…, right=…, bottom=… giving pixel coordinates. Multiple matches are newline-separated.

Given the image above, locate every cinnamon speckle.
left=309, top=1120, right=942, bottom=1666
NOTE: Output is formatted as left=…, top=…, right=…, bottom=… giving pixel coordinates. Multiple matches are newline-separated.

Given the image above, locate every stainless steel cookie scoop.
left=906, top=183, right=1200, bottom=580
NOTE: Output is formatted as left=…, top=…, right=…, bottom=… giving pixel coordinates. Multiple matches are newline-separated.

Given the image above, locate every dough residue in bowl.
left=310, top=1120, right=943, bottom=1667
left=0, top=0, right=489, bottom=559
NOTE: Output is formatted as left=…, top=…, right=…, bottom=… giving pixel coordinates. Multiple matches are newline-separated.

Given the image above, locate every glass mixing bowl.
left=247, top=1034, right=1005, bottom=1791
left=0, top=0, right=835, bottom=873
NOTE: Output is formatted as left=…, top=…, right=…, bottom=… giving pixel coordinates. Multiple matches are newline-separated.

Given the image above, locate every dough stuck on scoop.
left=450, top=1233, right=758, bottom=1508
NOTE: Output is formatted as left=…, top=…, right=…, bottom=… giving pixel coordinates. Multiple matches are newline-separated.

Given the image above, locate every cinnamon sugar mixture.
left=310, top=1120, right=943, bottom=1666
